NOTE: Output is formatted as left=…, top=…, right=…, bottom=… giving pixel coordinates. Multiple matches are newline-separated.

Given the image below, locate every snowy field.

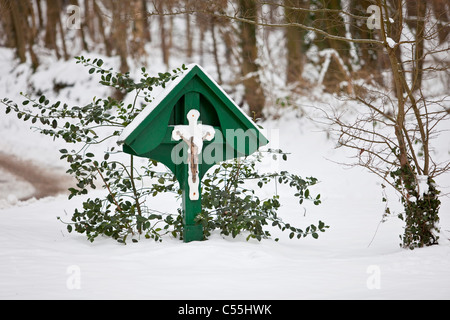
left=1, top=48, right=449, bottom=300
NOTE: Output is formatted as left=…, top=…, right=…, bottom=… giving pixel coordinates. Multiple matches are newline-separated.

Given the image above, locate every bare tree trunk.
left=168, top=14, right=174, bottom=53
left=186, top=13, right=193, bottom=58
left=211, top=18, right=223, bottom=84
left=23, top=0, right=39, bottom=68
left=386, top=0, right=405, bottom=98
left=69, top=0, right=89, bottom=52
left=45, top=0, right=61, bottom=59
left=321, top=0, right=351, bottom=66
left=56, top=1, right=69, bottom=60
left=221, top=28, right=234, bottom=65
left=412, top=1, right=427, bottom=91
left=0, top=0, right=14, bottom=47
left=284, top=0, right=308, bottom=85
left=431, top=0, right=450, bottom=43
left=93, top=0, right=111, bottom=56
left=157, top=1, right=169, bottom=66
left=36, top=0, right=44, bottom=29
left=111, top=0, right=129, bottom=73
left=9, top=0, right=27, bottom=63
left=197, top=12, right=208, bottom=66
left=26, top=0, right=38, bottom=39
left=84, top=0, right=95, bottom=42
left=1, top=0, right=39, bottom=67
left=130, top=0, right=147, bottom=62
left=349, top=0, right=383, bottom=84
left=141, top=0, right=151, bottom=43
left=239, top=0, right=265, bottom=119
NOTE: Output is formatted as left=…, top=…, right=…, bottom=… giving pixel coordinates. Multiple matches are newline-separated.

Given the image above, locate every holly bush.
left=1, top=57, right=328, bottom=243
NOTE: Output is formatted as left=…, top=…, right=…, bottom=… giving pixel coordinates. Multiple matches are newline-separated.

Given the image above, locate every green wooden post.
left=180, top=92, right=203, bottom=241
left=182, top=185, right=203, bottom=241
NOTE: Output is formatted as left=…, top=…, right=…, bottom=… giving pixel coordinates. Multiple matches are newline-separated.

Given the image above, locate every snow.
left=0, top=168, right=34, bottom=204
left=1, top=49, right=450, bottom=300
left=416, top=175, right=430, bottom=199
left=386, top=37, right=397, bottom=48
left=1, top=111, right=449, bottom=299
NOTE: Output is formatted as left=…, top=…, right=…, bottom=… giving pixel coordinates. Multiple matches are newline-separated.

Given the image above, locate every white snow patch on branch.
left=417, top=175, right=430, bottom=199
left=386, top=37, right=397, bottom=48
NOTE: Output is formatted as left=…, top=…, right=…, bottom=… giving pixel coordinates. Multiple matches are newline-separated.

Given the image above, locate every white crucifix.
left=172, top=109, right=215, bottom=200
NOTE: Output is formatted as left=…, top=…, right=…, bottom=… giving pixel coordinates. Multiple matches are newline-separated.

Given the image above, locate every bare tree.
left=111, top=0, right=130, bottom=73
left=7, top=0, right=28, bottom=63
left=155, top=0, right=170, bottom=66
left=239, top=0, right=266, bottom=120
left=285, top=0, right=308, bottom=85
left=0, top=0, right=39, bottom=67
left=93, top=0, right=112, bottom=56
left=319, top=0, right=450, bottom=248
left=130, top=0, right=150, bottom=64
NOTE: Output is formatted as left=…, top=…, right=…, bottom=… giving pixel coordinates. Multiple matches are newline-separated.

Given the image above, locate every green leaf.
left=89, top=68, right=95, bottom=74
left=312, top=233, right=319, bottom=239
left=97, top=59, right=104, bottom=67
left=318, top=221, right=324, bottom=230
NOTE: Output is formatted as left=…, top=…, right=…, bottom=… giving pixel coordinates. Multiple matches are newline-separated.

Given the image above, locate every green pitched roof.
left=118, top=63, right=268, bottom=177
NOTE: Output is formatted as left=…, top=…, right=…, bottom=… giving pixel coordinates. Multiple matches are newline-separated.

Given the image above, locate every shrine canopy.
left=117, top=63, right=269, bottom=182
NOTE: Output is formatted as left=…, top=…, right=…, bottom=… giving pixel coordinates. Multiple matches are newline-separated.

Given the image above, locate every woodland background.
left=2, top=0, right=449, bottom=119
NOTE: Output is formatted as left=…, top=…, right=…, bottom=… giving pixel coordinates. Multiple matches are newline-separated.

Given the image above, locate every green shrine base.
left=183, top=225, right=204, bottom=242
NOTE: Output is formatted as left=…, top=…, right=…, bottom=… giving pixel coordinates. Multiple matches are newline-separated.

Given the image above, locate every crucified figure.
left=172, top=109, right=215, bottom=200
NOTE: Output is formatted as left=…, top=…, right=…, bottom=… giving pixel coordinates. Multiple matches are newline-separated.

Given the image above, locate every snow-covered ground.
left=0, top=47, right=449, bottom=300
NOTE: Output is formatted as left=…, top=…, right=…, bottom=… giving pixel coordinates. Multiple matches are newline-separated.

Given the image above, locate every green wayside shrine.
left=117, top=64, right=268, bottom=242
